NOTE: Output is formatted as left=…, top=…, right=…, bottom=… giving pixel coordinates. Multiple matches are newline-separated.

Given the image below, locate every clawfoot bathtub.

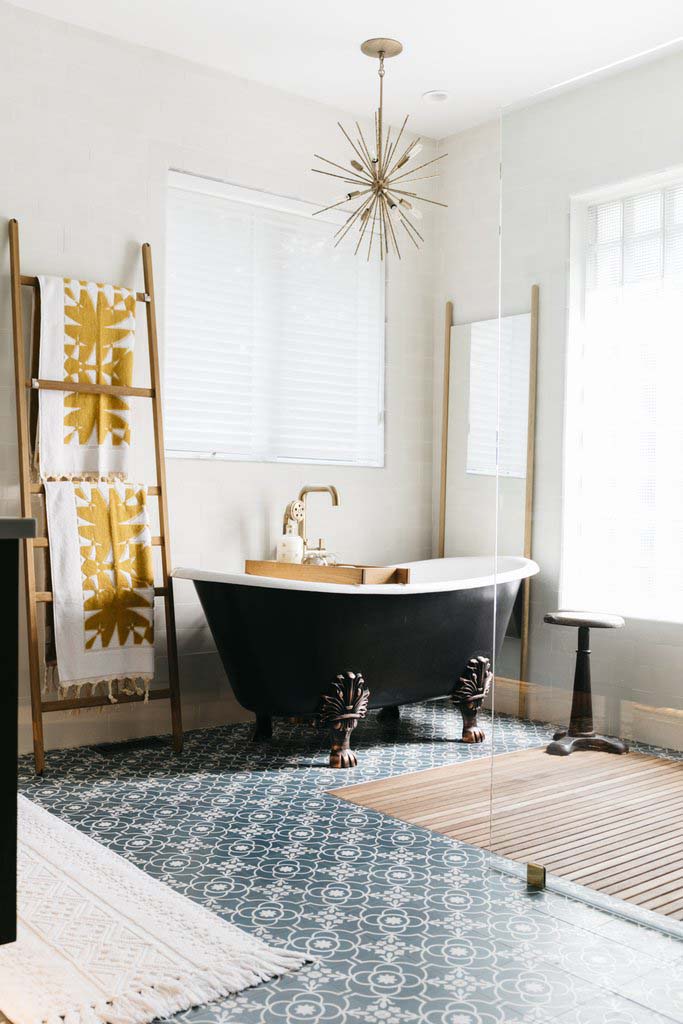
left=174, top=556, right=539, bottom=767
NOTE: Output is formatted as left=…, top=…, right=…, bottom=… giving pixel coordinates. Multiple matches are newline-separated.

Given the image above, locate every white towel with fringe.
left=0, top=797, right=306, bottom=1024
left=44, top=479, right=155, bottom=697
left=38, top=276, right=137, bottom=478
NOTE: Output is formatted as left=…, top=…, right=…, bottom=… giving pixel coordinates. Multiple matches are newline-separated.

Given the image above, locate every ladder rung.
left=42, top=687, right=171, bottom=713
left=30, top=483, right=161, bottom=496
left=36, top=586, right=167, bottom=603
left=27, top=378, right=154, bottom=399
left=33, top=535, right=163, bottom=548
left=20, top=275, right=150, bottom=304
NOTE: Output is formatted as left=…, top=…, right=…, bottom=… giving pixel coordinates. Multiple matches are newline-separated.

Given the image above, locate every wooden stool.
left=543, top=611, right=629, bottom=756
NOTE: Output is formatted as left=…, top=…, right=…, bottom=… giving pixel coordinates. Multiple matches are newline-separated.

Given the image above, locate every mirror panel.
left=443, top=308, right=537, bottom=681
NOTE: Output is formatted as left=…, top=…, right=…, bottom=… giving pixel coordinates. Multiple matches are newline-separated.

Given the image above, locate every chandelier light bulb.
left=312, top=37, right=447, bottom=259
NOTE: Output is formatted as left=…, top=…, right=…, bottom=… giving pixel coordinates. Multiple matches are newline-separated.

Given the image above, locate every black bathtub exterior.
left=192, top=576, right=520, bottom=718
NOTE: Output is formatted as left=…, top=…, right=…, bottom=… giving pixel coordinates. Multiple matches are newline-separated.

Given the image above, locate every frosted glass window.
left=562, top=178, right=683, bottom=621
left=466, top=314, right=530, bottom=478
left=164, top=172, right=385, bottom=466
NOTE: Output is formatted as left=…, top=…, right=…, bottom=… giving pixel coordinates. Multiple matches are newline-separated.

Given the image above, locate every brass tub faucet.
left=297, top=485, right=340, bottom=556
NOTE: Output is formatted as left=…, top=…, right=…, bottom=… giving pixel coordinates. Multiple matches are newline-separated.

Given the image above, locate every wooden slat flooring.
left=331, top=748, right=683, bottom=919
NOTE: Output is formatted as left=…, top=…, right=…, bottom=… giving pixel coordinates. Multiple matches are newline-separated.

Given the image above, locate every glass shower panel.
left=492, top=50, right=683, bottom=932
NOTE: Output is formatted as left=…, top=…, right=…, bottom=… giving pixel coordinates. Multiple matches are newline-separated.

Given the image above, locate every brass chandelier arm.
left=382, top=114, right=409, bottom=178
left=386, top=186, right=449, bottom=208
left=379, top=198, right=390, bottom=256
left=393, top=172, right=442, bottom=185
left=395, top=205, right=422, bottom=246
left=367, top=196, right=382, bottom=260
left=355, top=123, right=376, bottom=170
left=313, top=153, right=372, bottom=184
left=311, top=189, right=373, bottom=217
left=383, top=200, right=402, bottom=258
left=384, top=135, right=421, bottom=180
left=384, top=194, right=425, bottom=243
left=337, top=122, right=375, bottom=175
left=389, top=152, right=449, bottom=185
left=354, top=194, right=377, bottom=255
left=380, top=126, right=393, bottom=178
left=311, top=168, right=371, bottom=186
left=334, top=193, right=376, bottom=246
left=333, top=191, right=375, bottom=238
left=378, top=197, right=385, bottom=260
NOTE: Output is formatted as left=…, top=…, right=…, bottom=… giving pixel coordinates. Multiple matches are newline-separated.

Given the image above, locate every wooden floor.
left=331, top=748, right=683, bottom=919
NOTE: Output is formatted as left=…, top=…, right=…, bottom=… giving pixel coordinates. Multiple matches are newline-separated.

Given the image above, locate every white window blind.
left=466, top=314, right=530, bottom=477
left=164, top=173, right=385, bottom=466
left=562, top=179, right=683, bottom=621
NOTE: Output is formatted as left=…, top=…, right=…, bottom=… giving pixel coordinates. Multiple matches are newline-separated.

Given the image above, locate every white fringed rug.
left=0, top=797, right=306, bottom=1024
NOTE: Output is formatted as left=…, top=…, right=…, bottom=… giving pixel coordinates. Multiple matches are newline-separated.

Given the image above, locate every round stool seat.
left=544, top=610, right=624, bottom=629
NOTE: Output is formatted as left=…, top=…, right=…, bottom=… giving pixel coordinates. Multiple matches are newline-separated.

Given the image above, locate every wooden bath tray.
left=245, top=560, right=411, bottom=586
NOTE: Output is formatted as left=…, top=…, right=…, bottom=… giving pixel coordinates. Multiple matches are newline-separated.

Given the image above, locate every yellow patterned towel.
left=44, top=480, right=154, bottom=696
left=37, top=277, right=136, bottom=478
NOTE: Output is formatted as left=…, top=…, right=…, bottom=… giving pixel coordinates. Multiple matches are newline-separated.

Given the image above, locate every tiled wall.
left=0, top=2, right=436, bottom=753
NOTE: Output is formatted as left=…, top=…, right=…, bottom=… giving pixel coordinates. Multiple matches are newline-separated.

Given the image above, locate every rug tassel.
left=41, top=955, right=307, bottom=1024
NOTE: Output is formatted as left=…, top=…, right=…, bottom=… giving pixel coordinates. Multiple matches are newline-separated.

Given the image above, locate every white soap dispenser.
left=276, top=519, right=304, bottom=564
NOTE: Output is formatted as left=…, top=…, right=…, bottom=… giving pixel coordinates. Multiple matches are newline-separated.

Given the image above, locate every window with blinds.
left=561, top=177, right=683, bottom=621
left=164, top=172, right=385, bottom=466
left=466, top=314, right=530, bottom=478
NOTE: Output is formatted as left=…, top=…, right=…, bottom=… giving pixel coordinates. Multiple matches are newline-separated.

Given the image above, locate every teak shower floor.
left=331, top=747, right=683, bottom=919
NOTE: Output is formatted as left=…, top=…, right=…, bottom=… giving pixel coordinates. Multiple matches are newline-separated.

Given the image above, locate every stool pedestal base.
left=547, top=729, right=628, bottom=756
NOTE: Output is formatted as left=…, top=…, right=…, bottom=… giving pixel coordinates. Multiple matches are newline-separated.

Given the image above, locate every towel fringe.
left=43, top=673, right=154, bottom=709
left=42, top=472, right=129, bottom=483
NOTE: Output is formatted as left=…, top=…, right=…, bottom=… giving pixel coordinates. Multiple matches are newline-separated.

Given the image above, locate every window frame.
left=164, top=169, right=387, bottom=468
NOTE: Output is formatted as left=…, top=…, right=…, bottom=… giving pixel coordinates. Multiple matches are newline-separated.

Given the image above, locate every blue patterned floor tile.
left=554, top=990, right=679, bottom=1024
left=619, top=966, right=683, bottom=1023
left=15, top=702, right=681, bottom=1024
left=496, top=916, right=662, bottom=990
left=595, top=917, right=683, bottom=965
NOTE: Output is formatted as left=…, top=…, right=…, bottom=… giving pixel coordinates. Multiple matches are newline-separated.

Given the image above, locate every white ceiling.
left=9, top=0, right=683, bottom=138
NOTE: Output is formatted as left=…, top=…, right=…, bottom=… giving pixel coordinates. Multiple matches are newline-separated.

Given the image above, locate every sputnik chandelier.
left=313, top=37, right=447, bottom=259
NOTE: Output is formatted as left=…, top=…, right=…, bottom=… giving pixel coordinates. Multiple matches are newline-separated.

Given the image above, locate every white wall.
left=436, top=52, right=683, bottom=743
left=0, top=1, right=436, bottom=753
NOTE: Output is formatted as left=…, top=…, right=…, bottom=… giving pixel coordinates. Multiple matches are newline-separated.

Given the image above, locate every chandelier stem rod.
left=377, top=51, right=385, bottom=170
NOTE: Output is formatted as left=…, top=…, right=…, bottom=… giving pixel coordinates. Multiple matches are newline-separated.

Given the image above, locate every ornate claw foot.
left=452, top=656, right=493, bottom=743
left=320, top=671, right=369, bottom=769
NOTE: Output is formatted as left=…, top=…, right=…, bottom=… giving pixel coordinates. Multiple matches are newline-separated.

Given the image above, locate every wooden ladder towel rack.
left=9, top=219, right=183, bottom=774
